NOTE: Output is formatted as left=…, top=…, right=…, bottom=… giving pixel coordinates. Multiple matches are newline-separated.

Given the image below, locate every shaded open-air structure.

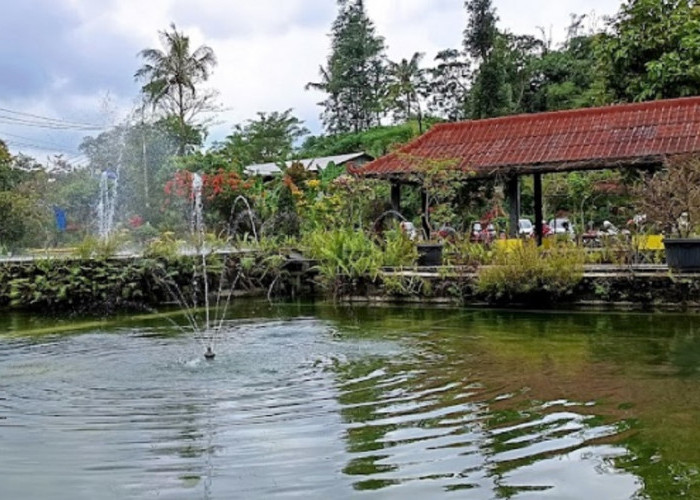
left=351, top=97, right=700, bottom=243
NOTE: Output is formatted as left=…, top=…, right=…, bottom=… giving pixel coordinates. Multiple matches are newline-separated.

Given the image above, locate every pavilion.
left=350, top=97, right=700, bottom=243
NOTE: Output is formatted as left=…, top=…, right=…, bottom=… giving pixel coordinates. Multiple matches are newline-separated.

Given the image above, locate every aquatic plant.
left=476, top=242, right=585, bottom=303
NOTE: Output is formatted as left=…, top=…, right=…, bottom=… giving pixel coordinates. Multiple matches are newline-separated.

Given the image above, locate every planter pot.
left=417, top=243, right=443, bottom=267
left=664, top=238, right=700, bottom=271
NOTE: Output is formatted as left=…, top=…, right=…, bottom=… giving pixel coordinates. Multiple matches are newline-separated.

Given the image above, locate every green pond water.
left=1, top=303, right=700, bottom=499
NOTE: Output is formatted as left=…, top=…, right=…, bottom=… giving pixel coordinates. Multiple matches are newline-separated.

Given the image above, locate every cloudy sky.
left=0, top=0, right=620, bottom=165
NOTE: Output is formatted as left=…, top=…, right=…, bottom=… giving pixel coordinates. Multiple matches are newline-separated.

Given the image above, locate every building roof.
left=245, top=152, right=371, bottom=176
left=352, top=97, right=700, bottom=179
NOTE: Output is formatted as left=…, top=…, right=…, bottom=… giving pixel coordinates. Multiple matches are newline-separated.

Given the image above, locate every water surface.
left=1, top=303, right=699, bottom=499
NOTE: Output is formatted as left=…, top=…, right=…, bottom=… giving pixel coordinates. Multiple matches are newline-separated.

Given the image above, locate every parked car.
left=518, top=218, right=534, bottom=238
left=548, top=217, right=575, bottom=237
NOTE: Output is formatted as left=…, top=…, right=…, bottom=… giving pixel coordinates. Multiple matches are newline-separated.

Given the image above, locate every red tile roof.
left=353, top=97, right=700, bottom=178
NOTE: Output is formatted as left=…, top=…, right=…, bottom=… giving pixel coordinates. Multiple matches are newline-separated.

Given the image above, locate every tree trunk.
left=178, top=83, right=186, bottom=156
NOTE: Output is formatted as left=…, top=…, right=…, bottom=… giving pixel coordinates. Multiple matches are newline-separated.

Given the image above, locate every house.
left=244, top=152, right=372, bottom=178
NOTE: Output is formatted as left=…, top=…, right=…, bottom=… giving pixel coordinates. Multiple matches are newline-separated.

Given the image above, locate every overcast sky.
left=0, top=0, right=620, bottom=165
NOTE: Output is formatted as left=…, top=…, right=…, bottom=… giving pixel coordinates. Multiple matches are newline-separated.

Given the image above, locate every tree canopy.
left=135, top=23, right=218, bottom=155
left=214, top=109, right=310, bottom=169
left=595, top=0, right=700, bottom=102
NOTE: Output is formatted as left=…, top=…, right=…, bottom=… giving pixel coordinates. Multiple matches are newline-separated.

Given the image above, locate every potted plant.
left=634, top=154, right=700, bottom=270
left=402, top=154, right=469, bottom=266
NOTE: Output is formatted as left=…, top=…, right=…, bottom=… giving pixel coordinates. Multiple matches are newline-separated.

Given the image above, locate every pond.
left=1, top=303, right=700, bottom=499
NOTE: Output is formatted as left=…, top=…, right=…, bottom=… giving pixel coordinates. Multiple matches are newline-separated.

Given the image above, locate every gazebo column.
left=506, top=175, right=520, bottom=238
left=390, top=181, right=401, bottom=213
left=534, top=172, right=543, bottom=246
left=421, top=188, right=430, bottom=239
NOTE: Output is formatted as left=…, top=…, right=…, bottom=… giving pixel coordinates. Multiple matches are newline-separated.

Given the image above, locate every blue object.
left=54, top=207, right=67, bottom=232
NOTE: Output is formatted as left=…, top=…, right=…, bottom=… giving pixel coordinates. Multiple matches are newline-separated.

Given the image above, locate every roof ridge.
left=431, top=96, right=700, bottom=130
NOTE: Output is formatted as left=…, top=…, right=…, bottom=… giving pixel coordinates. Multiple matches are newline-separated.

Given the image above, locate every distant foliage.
left=595, top=0, right=700, bottom=102
left=300, top=123, right=420, bottom=158
left=213, top=109, right=309, bottom=169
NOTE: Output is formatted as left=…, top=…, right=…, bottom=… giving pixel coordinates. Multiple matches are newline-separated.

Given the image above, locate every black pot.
left=664, top=238, right=700, bottom=271
left=417, top=243, right=443, bottom=267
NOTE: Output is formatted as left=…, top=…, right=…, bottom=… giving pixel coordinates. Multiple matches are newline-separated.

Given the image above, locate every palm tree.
left=135, top=23, right=217, bottom=155
left=387, top=52, right=427, bottom=132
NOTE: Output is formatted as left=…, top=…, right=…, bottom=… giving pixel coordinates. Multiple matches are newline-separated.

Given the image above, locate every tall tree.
left=464, top=0, right=498, bottom=62
left=307, top=0, right=387, bottom=134
left=79, top=120, right=180, bottom=224
left=386, top=53, right=427, bottom=132
left=426, top=49, right=471, bottom=121
left=469, top=34, right=515, bottom=118
left=464, top=0, right=513, bottom=118
left=522, top=17, right=597, bottom=112
left=595, top=0, right=700, bottom=102
left=135, top=23, right=218, bottom=155
left=0, top=141, right=44, bottom=249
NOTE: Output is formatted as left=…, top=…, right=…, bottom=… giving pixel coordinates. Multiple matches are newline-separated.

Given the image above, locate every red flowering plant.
left=163, top=168, right=254, bottom=235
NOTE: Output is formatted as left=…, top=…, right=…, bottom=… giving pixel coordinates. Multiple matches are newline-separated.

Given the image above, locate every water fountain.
left=228, top=195, right=259, bottom=243
left=97, top=170, right=118, bottom=240
left=154, top=172, right=244, bottom=360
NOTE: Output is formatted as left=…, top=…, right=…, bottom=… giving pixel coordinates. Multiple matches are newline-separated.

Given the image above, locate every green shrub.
left=443, top=237, right=494, bottom=266
left=143, top=232, right=181, bottom=260
left=477, top=243, right=585, bottom=302
left=381, top=228, right=418, bottom=268
left=74, top=234, right=125, bottom=260
left=303, top=228, right=384, bottom=283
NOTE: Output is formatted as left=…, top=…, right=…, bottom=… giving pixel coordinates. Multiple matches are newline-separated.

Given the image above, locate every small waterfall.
left=97, top=170, right=118, bottom=240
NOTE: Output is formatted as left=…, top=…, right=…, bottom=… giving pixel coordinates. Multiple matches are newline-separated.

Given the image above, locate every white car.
left=518, top=218, right=534, bottom=237
left=548, top=217, right=575, bottom=236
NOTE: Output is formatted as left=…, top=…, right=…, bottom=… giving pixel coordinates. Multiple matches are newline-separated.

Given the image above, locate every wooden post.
left=421, top=188, right=430, bottom=240
left=507, top=175, right=520, bottom=238
left=534, top=172, right=543, bottom=246
left=391, top=181, right=401, bottom=213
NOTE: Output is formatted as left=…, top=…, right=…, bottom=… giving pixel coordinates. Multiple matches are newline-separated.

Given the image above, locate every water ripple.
left=0, top=316, right=646, bottom=499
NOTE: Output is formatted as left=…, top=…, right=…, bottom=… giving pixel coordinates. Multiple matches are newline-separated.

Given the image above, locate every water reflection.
left=1, top=305, right=700, bottom=498
left=324, top=306, right=700, bottom=498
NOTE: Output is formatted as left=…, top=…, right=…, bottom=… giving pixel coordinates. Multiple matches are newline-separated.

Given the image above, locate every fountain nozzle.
left=204, top=346, right=216, bottom=360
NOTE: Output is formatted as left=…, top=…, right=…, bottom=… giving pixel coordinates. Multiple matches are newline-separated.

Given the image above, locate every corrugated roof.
left=353, top=97, right=700, bottom=178
left=245, top=152, right=370, bottom=176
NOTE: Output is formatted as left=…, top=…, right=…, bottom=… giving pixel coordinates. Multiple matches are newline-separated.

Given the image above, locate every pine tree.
left=307, top=0, right=387, bottom=134
left=464, top=0, right=498, bottom=62
left=464, top=0, right=513, bottom=119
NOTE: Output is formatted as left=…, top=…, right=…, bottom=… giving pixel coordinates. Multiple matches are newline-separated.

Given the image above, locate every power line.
left=0, top=106, right=104, bottom=129
left=4, top=139, right=80, bottom=155
left=0, top=131, right=80, bottom=152
left=0, top=114, right=103, bottom=131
